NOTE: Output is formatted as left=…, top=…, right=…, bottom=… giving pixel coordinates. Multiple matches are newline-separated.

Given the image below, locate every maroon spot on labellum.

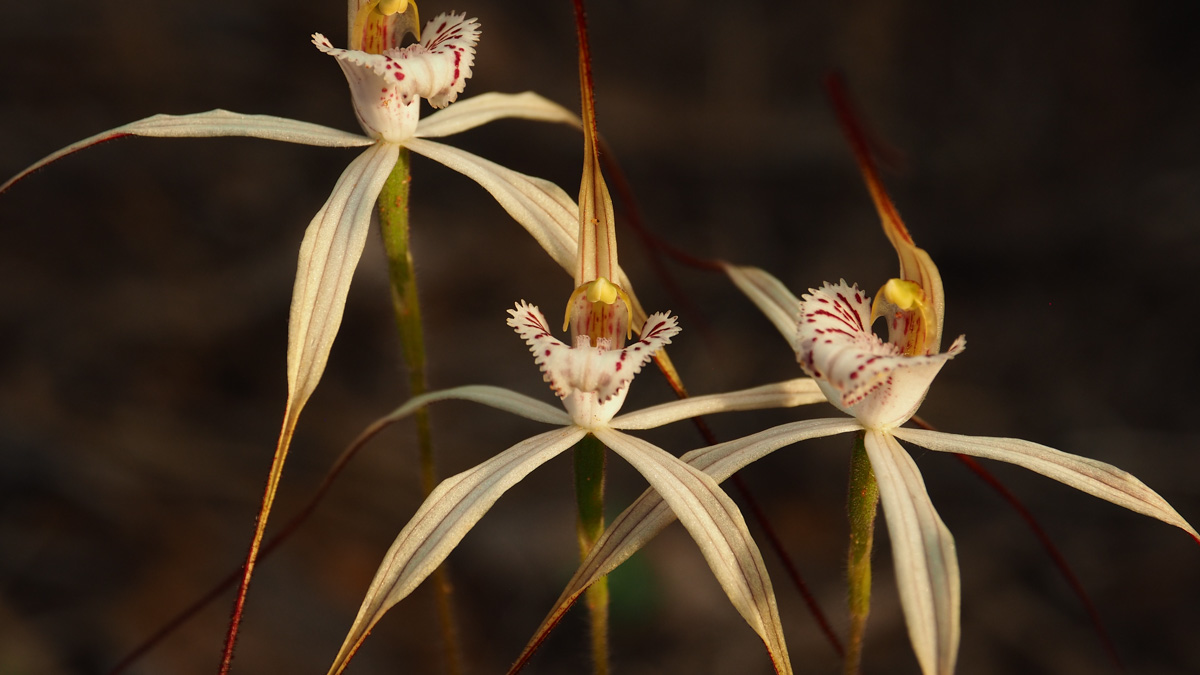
left=855, top=292, right=862, bottom=304
left=544, top=349, right=552, bottom=356
left=437, top=21, right=447, bottom=32
left=825, top=339, right=833, bottom=344
left=850, top=372, right=859, bottom=380
left=818, top=298, right=830, bottom=304
left=394, top=72, right=404, bottom=80
left=614, top=363, right=622, bottom=372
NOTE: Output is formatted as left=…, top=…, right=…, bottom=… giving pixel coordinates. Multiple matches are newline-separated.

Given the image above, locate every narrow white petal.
left=892, top=427, right=1199, bottom=538
left=723, top=263, right=803, bottom=345
left=379, top=384, right=571, bottom=427
left=610, top=377, right=826, bottom=430
left=595, top=428, right=792, bottom=674
left=416, top=91, right=579, bottom=138
left=404, top=137, right=579, bottom=272
left=1, top=110, right=372, bottom=193
left=327, top=425, right=587, bottom=675
left=863, top=431, right=959, bottom=675
left=287, top=143, right=399, bottom=413
left=512, top=418, right=859, bottom=673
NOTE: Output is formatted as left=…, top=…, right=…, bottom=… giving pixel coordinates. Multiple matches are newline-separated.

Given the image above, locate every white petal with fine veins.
left=864, top=431, right=960, bottom=675
left=796, top=281, right=964, bottom=429
left=315, top=13, right=479, bottom=141
left=507, top=302, right=679, bottom=428
left=287, top=142, right=400, bottom=414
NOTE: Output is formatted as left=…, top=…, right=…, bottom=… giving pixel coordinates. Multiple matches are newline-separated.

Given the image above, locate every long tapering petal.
left=287, top=142, right=399, bottom=418
left=378, top=384, right=571, bottom=428
left=2, top=110, right=372, bottom=193
left=892, top=427, right=1199, bottom=538
left=610, top=377, right=825, bottom=430
left=594, top=428, right=792, bottom=674
left=404, top=137, right=579, bottom=272
left=416, top=91, right=580, bottom=139
left=328, top=425, right=587, bottom=675
left=863, top=431, right=959, bottom=675
left=510, top=418, right=858, bottom=673
left=723, top=263, right=804, bottom=345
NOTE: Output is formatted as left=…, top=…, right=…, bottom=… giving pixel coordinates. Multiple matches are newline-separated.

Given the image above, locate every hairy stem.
left=574, top=433, right=609, bottom=675
left=377, top=147, right=462, bottom=675
left=845, top=431, right=879, bottom=675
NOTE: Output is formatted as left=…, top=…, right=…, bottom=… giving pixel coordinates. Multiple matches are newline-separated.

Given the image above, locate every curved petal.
left=594, top=428, right=792, bottom=674
left=287, top=143, right=399, bottom=417
left=723, top=263, right=803, bottom=346
left=892, top=427, right=1199, bottom=538
left=863, top=431, right=959, bottom=675
left=416, top=91, right=579, bottom=139
left=377, top=384, right=571, bottom=428
left=404, top=137, right=579, bottom=272
left=1, top=110, right=373, bottom=193
left=610, top=377, right=826, bottom=430
left=798, top=281, right=965, bottom=429
left=509, top=418, right=858, bottom=673
left=327, top=425, right=587, bottom=675
left=508, top=302, right=679, bottom=405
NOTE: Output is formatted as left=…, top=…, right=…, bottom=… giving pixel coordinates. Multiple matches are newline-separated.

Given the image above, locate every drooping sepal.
left=797, top=281, right=964, bottom=429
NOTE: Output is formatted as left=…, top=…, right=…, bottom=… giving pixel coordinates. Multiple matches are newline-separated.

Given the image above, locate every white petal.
left=798, top=281, right=964, bottom=429
left=404, top=137, right=579, bottom=272
left=287, top=143, right=399, bottom=413
left=412, top=13, right=481, bottom=107
left=863, top=431, right=959, bottom=675
left=326, top=425, right=587, bottom=675
left=511, top=417, right=860, bottom=673
left=508, top=302, right=678, bottom=427
left=723, top=263, right=803, bottom=346
left=314, top=32, right=422, bottom=141
left=377, top=384, right=571, bottom=428
left=1, top=110, right=372, bottom=193
left=892, top=427, right=1199, bottom=538
left=512, top=417, right=859, bottom=671
left=610, top=377, right=826, bottom=430
left=415, top=91, right=579, bottom=139
left=402, top=138, right=658, bottom=335
left=594, top=428, right=792, bottom=674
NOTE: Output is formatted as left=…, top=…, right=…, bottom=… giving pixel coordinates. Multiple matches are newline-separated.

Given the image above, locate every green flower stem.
left=574, top=433, right=609, bottom=675
left=845, top=431, right=879, bottom=675
left=376, top=147, right=462, bottom=675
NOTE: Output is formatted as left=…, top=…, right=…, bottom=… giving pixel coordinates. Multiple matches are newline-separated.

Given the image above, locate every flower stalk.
left=845, top=431, right=880, bottom=675
left=376, top=146, right=463, bottom=674
left=573, top=433, right=610, bottom=675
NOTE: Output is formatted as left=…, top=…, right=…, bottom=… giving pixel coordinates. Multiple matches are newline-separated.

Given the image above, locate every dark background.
left=1, top=1, right=1197, bottom=673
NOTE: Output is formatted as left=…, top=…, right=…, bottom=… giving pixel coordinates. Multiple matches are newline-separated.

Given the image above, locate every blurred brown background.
left=1, top=1, right=1198, bottom=673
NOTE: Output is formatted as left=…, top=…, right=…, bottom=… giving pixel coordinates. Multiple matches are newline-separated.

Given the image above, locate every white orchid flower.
left=1, top=11, right=584, bottom=446
left=526, top=131, right=1200, bottom=675
left=324, top=22, right=830, bottom=670
left=321, top=295, right=830, bottom=674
